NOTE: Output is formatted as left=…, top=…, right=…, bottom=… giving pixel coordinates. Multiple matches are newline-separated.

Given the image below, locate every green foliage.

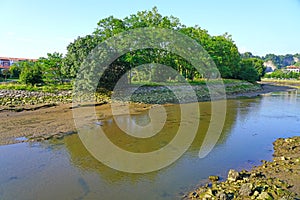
left=64, top=7, right=250, bottom=90
left=11, top=7, right=282, bottom=89
left=179, top=28, right=241, bottom=79
left=242, top=53, right=300, bottom=69
left=294, top=62, right=300, bottom=67
left=207, top=34, right=241, bottom=79
left=263, top=54, right=296, bottom=69
left=0, top=69, right=10, bottom=80
left=0, top=83, right=72, bottom=92
left=249, top=58, right=265, bottom=79
left=264, top=69, right=300, bottom=79
left=64, top=35, right=99, bottom=78
left=19, top=61, right=44, bottom=85
left=10, top=52, right=67, bottom=86
left=9, top=63, right=22, bottom=78
left=40, top=52, right=65, bottom=84
left=238, top=58, right=265, bottom=82
left=238, top=59, right=259, bottom=83
left=241, top=52, right=261, bottom=59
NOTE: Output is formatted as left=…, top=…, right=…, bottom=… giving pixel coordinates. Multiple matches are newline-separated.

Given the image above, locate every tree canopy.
left=63, top=7, right=261, bottom=90
left=11, top=7, right=269, bottom=88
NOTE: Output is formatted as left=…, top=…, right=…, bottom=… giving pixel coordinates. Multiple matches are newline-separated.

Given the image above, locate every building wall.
left=287, top=68, right=300, bottom=73
left=0, top=57, right=37, bottom=70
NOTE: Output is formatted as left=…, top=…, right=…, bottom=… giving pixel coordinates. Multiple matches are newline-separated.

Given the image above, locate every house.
left=0, top=57, right=37, bottom=72
left=286, top=65, right=300, bottom=73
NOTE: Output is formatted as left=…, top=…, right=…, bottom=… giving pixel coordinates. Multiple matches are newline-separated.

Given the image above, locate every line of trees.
left=7, top=7, right=265, bottom=88
left=242, top=52, right=300, bottom=69
left=8, top=52, right=65, bottom=85
left=264, top=70, right=300, bottom=79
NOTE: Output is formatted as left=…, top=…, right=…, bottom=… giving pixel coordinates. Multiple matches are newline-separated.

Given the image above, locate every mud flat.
left=0, top=83, right=295, bottom=145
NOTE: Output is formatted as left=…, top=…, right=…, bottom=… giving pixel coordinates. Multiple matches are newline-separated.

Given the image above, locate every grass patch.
left=0, top=83, right=73, bottom=93
left=261, top=78, right=300, bottom=84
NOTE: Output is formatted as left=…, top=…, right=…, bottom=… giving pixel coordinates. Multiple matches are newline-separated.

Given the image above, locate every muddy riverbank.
left=0, top=102, right=151, bottom=145
left=187, top=136, right=300, bottom=199
left=0, top=83, right=295, bottom=145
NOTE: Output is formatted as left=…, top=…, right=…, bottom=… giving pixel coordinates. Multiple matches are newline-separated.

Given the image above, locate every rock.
left=206, top=188, right=214, bottom=196
left=190, top=191, right=198, bottom=198
left=216, top=191, right=228, bottom=200
left=257, top=192, right=273, bottom=200
left=227, top=169, right=240, bottom=182
left=250, top=171, right=264, bottom=178
left=203, top=193, right=212, bottom=198
left=253, top=190, right=260, bottom=198
left=209, top=175, right=219, bottom=182
left=95, top=121, right=103, bottom=126
left=239, top=183, right=253, bottom=196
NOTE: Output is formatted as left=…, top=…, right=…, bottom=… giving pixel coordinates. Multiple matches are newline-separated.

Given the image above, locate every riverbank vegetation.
left=242, top=52, right=300, bottom=70
left=264, top=70, right=300, bottom=79
left=1, top=7, right=265, bottom=93
left=262, top=78, right=300, bottom=84
left=0, top=80, right=260, bottom=109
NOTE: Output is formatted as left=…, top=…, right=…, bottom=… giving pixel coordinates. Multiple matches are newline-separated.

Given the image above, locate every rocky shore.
left=112, top=81, right=262, bottom=104
left=0, top=89, right=72, bottom=111
left=0, top=89, right=111, bottom=111
left=187, top=136, right=300, bottom=200
left=0, top=82, right=293, bottom=111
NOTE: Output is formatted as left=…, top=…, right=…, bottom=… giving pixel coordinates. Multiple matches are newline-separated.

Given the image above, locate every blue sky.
left=1, top=0, right=299, bottom=58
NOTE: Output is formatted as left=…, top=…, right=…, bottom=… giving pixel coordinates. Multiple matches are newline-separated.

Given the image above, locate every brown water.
left=1, top=90, right=300, bottom=200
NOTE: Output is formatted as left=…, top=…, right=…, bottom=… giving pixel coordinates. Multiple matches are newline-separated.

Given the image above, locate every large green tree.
left=65, top=7, right=259, bottom=90
left=206, top=34, right=241, bottom=79
left=238, top=59, right=259, bottom=83
left=248, top=58, right=265, bottom=79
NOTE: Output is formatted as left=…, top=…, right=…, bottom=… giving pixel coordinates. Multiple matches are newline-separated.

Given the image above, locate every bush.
left=238, top=59, right=259, bottom=83
left=19, top=62, right=44, bottom=85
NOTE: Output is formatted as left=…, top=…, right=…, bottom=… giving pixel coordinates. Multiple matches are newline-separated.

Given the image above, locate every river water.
left=0, top=90, right=300, bottom=200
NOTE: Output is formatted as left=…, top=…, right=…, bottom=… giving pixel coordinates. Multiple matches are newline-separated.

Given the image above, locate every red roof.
left=287, top=66, right=300, bottom=69
left=0, top=57, right=37, bottom=62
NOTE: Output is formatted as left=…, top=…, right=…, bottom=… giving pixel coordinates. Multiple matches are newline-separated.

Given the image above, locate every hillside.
left=241, top=52, right=300, bottom=70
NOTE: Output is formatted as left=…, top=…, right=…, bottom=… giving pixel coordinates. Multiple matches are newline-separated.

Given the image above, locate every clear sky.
left=1, top=0, right=299, bottom=58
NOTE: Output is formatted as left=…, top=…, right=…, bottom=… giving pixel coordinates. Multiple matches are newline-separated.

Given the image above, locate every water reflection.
left=62, top=134, right=161, bottom=184
left=61, top=98, right=255, bottom=180
left=1, top=91, right=300, bottom=199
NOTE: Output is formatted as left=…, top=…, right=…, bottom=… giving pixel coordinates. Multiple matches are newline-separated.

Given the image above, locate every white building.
left=286, top=65, right=300, bottom=73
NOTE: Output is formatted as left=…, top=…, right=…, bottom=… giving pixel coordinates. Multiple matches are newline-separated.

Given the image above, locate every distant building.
left=286, top=65, right=300, bottom=73
left=0, top=57, right=37, bottom=71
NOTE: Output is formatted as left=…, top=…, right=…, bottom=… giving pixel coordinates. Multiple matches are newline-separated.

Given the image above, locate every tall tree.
left=40, top=52, right=65, bottom=84
left=238, top=59, right=259, bottom=83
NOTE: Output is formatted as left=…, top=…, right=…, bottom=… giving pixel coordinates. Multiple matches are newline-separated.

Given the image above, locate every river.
left=0, top=90, right=300, bottom=200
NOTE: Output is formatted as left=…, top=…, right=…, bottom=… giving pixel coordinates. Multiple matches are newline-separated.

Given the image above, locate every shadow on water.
left=51, top=98, right=259, bottom=197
